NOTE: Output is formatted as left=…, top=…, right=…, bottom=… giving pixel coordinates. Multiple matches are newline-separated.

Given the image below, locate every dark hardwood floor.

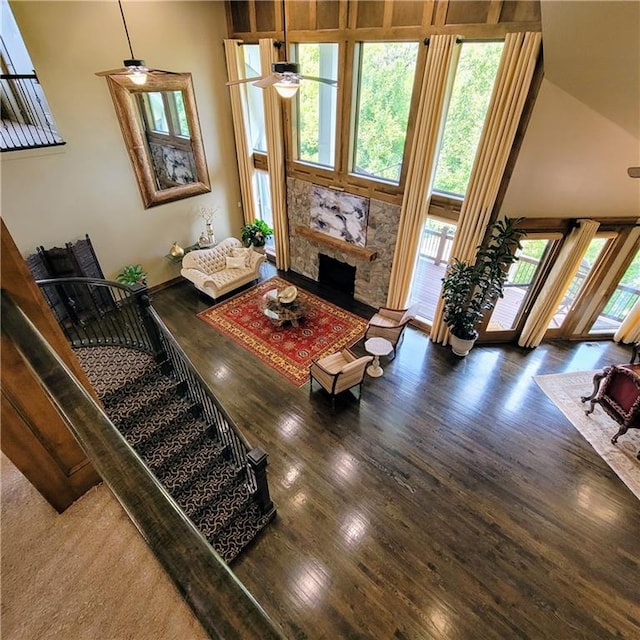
left=150, top=263, right=639, bottom=640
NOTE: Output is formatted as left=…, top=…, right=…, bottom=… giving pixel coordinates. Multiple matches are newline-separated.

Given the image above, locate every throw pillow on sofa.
left=225, top=255, right=246, bottom=269
left=231, top=247, right=253, bottom=267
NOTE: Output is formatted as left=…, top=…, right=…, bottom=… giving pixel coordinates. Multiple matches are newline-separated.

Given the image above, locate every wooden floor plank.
left=150, top=263, right=639, bottom=640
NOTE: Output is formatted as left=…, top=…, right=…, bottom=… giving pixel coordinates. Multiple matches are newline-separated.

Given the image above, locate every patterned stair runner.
left=74, top=346, right=271, bottom=563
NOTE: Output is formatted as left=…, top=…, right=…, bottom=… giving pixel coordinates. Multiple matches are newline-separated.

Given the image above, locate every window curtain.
left=518, top=219, right=600, bottom=348
left=431, top=31, right=542, bottom=344
left=224, top=39, right=256, bottom=225
left=615, top=299, right=640, bottom=344
left=386, top=35, right=458, bottom=309
left=259, top=38, right=290, bottom=271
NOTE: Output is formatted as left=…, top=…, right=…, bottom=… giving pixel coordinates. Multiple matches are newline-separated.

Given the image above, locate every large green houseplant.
left=241, top=219, right=273, bottom=248
left=441, top=217, right=526, bottom=356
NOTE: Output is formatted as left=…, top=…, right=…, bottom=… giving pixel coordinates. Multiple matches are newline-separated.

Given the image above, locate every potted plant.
left=241, top=219, right=274, bottom=249
left=116, top=264, right=147, bottom=286
left=441, top=217, right=526, bottom=356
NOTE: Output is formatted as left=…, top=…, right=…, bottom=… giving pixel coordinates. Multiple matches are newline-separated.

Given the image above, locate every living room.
left=1, top=1, right=639, bottom=638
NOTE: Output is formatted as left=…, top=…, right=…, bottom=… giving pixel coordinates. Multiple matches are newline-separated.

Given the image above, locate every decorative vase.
left=251, top=243, right=266, bottom=254
left=205, top=222, right=215, bottom=246
left=169, top=242, right=184, bottom=258
left=450, top=333, right=477, bottom=357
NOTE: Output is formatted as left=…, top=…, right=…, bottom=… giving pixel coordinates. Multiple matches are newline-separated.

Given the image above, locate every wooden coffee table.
left=259, top=289, right=307, bottom=327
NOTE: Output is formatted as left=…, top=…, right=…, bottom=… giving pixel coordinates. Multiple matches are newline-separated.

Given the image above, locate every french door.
left=480, top=226, right=639, bottom=343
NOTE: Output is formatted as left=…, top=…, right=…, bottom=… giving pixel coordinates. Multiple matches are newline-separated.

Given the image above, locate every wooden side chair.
left=364, top=305, right=416, bottom=355
left=309, top=349, right=373, bottom=407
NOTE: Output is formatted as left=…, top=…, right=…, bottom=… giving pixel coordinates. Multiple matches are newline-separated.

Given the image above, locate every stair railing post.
left=131, top=284, right=166, bottom=361
left=247, top=448, right=274, bottom=515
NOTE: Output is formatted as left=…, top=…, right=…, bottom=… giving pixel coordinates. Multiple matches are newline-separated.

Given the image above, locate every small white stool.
left=364, top=337, right=393, bottom=377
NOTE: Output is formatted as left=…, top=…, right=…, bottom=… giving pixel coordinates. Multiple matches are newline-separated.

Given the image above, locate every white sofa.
left=180, top=237, right=265, bottom=301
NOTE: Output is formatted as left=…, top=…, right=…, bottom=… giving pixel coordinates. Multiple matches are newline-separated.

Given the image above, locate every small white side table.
left=364, top=337, right=393, bottom=377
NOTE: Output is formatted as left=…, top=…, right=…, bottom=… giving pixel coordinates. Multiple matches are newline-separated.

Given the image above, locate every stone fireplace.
left=286, top=177, right=401, bottom=308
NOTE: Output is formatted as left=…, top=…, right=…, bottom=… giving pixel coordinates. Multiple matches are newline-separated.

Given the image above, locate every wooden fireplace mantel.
left=294, top=226, right=377, bottom=261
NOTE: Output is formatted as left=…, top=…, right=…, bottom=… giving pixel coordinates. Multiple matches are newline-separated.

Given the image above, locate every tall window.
left=351, top=42, right=419, bottom=184
left=432, top=42, right=503, bottom=197
left=253, top=170, right=274, bottom=248
left=1, top=0, right=64, bottom=151
left=243, top=44, right=267, bottom=153
left=408, top=41, right=503, bottom=324
left=293, top=43, right=338, bottom=168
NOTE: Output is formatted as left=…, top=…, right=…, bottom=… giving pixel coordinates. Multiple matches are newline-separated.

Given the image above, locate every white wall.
left=502, top=0, right=640, bottom=219
left=1, top=1, right=243, bottom=286
left=502, top=78, right=640, bottom=218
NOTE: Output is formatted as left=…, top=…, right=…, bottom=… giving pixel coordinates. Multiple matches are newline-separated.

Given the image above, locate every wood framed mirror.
left=100, top=71, right=210, bottom=208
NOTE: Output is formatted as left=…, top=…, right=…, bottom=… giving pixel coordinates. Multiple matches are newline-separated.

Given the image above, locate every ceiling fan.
left=226, top=0, right=336, bottom=98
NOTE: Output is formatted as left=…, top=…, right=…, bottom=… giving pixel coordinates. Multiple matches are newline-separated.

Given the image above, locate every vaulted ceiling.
left=541, top=0, right=639, bottom=139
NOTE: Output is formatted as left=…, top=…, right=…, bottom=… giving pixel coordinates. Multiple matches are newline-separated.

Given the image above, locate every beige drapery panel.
left=224, top=39, right=256, bottom=225
left=431, top=31, right=542, bottom=344
left=518, top=219, right=600, bottom=348
left=386, top=35, right=458, bottom=309
left=615, top=299, right=640, bottom=344
left=259, top=38, right=290, bottom=270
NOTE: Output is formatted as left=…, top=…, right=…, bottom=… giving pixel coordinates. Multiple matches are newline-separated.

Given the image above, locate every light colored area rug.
left=535, top=371, right=640, bottom=500
left=0, top=454, right=209, bottom=640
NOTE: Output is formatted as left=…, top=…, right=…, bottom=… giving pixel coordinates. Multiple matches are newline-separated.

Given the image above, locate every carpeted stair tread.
left=168, top=459, right=243, bottom=509
left=153, top=443, right=236, bottom=494
left=113, top=394, right=199, bottom=439
left=210, top=502, right=273, bottom=564
left=178, top=478, right=251, bottom=524
left=137, top=429, right=221, bottom=475
left=74, top=346, right=157, bottom=397
left=100, top=369, right=178, bottom=414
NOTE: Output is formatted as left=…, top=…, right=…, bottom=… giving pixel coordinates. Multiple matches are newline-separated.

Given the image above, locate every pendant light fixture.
left=118, top=0, right=148, bottom=86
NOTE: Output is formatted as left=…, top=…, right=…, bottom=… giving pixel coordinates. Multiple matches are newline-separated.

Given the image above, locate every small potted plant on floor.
left=241, top=219, right=273, bottom=251
left=116, top=264, right=147, bottom=286
left=441, top=217, right=526, bottom=356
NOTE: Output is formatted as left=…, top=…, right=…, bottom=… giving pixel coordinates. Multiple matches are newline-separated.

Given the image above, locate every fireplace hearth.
left=318, top=254, right=356, bottom=296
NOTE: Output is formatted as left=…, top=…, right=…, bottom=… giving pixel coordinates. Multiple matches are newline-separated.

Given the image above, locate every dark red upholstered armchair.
left=581, top=344, right=640, bottom=458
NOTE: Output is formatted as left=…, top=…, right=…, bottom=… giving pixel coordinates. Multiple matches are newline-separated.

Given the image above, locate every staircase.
left=75, top=345, right=273, bottom=563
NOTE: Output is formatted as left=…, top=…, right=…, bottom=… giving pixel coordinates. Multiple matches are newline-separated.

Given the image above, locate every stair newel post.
left=131, top=284, right=166, bottom=361
left=247, top=448, right=274, bottom=515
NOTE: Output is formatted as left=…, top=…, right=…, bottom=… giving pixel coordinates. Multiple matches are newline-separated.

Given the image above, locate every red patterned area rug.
left=197, top=277, right=368, bottom=386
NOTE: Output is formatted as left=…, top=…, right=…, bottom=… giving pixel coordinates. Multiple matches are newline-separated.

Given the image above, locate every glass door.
left=480, top=234, right=561, bottom=340
left=546, top=235, right=614, bottom=332
left=589, top=248, right=640, bottom=336
left=407, top=218, right=457, bottom=324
